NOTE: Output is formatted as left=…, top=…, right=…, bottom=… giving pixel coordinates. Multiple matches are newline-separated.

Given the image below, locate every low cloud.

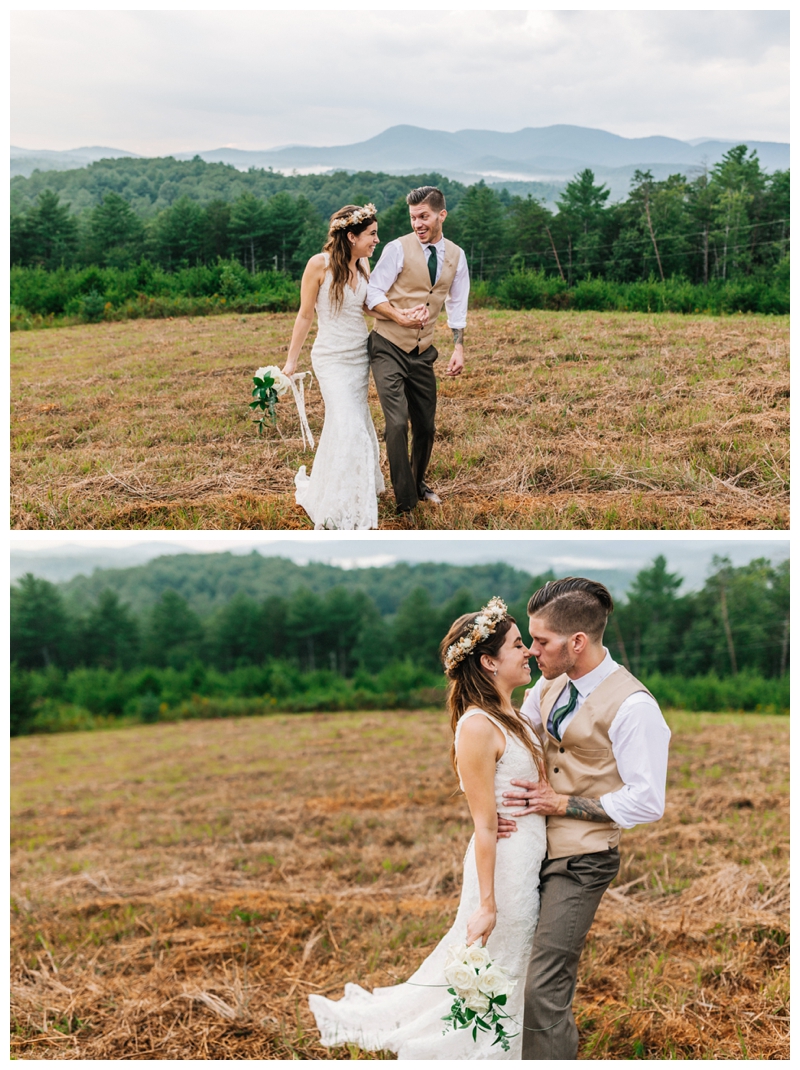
left=11, top=10, right=788, bottom=154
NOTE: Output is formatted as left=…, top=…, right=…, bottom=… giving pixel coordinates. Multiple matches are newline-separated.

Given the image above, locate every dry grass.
left=10, top=309, right=789, bottom=529
left=11, top=709, right=789, bottom=1059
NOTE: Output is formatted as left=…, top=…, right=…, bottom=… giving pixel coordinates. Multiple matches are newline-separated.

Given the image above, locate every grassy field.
left=11, top=709, right=789, bottom=1059
left=10, top=309, right=789, bottom=529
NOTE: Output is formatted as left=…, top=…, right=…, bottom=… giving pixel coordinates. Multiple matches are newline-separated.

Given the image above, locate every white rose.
left=254, top=366, right=291, bottom=395
left=444, top=961, right=478, bottom=994
left=465, top=944, right=492, bottom=969
left=463, top=990, right=491, bottom=1014
left=477, top=963, right=512, bottom=997
left=444, top=943, right=468, bottom=967
left=266, top=365, right=292, bottom=395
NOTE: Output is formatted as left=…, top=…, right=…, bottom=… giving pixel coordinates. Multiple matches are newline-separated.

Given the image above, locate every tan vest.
left=537, top=666, right=654, bottom=859
left=373, top=232, right=462, bottom=353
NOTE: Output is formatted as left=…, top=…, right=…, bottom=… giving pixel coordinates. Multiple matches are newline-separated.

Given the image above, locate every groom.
left=366, top=186, right=470, bottom=514
left=499, top=577, right=671, bottom=1060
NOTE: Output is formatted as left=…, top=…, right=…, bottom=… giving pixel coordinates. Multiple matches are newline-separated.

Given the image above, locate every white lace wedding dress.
left=309, top=710, right=547, bottom=1059
left=295, top=255, right=385, bottom=529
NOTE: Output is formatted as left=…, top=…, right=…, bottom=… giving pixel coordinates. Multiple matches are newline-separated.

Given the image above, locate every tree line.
left=52, top=554, right=536, bottom=621
left=10, top=148, right=789, bottom=290
left=12, top=553, right=789, bottom=678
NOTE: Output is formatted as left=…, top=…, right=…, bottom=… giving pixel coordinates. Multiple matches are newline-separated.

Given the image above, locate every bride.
left=282, top=204, right=425, bottom=530
left=309, top=598, right=548, bottom=1059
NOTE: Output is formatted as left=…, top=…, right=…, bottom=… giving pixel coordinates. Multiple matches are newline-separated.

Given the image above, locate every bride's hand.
left=282, top=361, right=296, bottom=376
left=466, top=904, right=497, bottom=947
left=394, top=307, right=424, bottom=328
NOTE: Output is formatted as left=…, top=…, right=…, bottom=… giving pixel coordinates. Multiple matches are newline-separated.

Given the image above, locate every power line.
left=458, top=219, right=789, bottom=265
left=497, top=214, right=790, bottom=251
left=462, top=235, right=789, bottom=275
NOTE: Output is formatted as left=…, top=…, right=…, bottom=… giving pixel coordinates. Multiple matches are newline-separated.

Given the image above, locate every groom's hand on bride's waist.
left=503, top=779, right=611, bottom=824
left=494, top=776, right=559, bottom=839
left=496, top=813, right=517, bottom=839
left=503, top=778, right=567, bottom=817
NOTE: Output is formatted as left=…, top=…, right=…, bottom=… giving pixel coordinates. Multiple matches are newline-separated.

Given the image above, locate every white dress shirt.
left=520, top=651, right=671, bottom=829
left=366, top=235, right=470, bottom=329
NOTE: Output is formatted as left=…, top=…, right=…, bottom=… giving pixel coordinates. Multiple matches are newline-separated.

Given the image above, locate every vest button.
left=559, top=747, right=565, bottom=753
left=553, top=767, right=559, bottom=773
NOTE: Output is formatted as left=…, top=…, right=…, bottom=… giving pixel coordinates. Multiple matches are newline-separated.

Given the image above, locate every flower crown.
left=444, top=597, right=508, bottom=673
left=330, top=204, right=377, bottom=231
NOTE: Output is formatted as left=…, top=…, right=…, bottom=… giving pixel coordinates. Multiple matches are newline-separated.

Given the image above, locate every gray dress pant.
left=368, top=331, right=437, bottom=512
left=522, top=848, right=620, bottom=1059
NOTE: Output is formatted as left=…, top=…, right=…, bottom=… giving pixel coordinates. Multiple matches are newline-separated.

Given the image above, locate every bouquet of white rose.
left=441, top=943, right=518, bottom=1051
left=250, top=365, right=292, bottom=435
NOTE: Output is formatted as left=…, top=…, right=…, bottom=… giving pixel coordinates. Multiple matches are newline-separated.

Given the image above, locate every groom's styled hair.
left=527, top=577, right=613, bottom=642
left=407, top=186, right=446, bottom=212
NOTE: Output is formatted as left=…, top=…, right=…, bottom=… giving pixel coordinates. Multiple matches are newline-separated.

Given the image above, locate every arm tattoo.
left=452, top=327, right=464, bottom=346
left=565, top=796, right=608, bottom=823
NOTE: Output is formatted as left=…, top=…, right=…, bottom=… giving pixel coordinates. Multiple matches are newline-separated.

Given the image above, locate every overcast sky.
left=11, top=9, right=789, bottom=154
left=10, top=534, right=789, bottom=593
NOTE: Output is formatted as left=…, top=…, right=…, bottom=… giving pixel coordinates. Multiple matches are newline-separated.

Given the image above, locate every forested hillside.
left=10, top=555, right=789, bottom=735
left=10, top=147, right=789, bottom=325
left=55, top=554, right=538, bottom=618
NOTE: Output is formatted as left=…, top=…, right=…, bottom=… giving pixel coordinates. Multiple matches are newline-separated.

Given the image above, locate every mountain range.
left=10, top=143, right=138, bottom=177
left=10, top=124, right=789, bottom=199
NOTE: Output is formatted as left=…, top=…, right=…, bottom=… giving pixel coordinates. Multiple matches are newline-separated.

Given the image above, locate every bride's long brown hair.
left=323, top=205, right=377, bottom=311
left=440, top=612, right=546, bottom=782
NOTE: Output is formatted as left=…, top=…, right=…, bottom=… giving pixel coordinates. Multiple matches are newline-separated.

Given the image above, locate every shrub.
left=642, top=670, right=789, bottom=714
left=10, top=666, right=35, bottom=737
left=10, top=260, right=786, bottom=328
left=10, top=664, right=787, bottom=736
left=10, top=260, right=301, bottom=328
left=468, top=279, right=501, bottom=309
left=136, top=693, right=161, bottom=724
left=497, top=269, right=570, bottom=311
left=78, top=290, right=107, bottom=323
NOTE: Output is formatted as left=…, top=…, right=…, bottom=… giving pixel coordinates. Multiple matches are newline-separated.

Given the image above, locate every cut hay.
left=11, top=309, right=788, bottom=529
left=11, top=710, right=789, bottom=1058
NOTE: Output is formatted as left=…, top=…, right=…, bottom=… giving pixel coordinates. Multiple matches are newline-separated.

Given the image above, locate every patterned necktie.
left=551, top=682, right=579, bottom=741
left=426, top=245, right=438, bottom=286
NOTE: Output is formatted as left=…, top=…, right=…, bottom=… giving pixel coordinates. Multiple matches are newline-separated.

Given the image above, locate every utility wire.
left=461, top=237, right=789, bottom=276
left=438, top=214, right=791, bottom=266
